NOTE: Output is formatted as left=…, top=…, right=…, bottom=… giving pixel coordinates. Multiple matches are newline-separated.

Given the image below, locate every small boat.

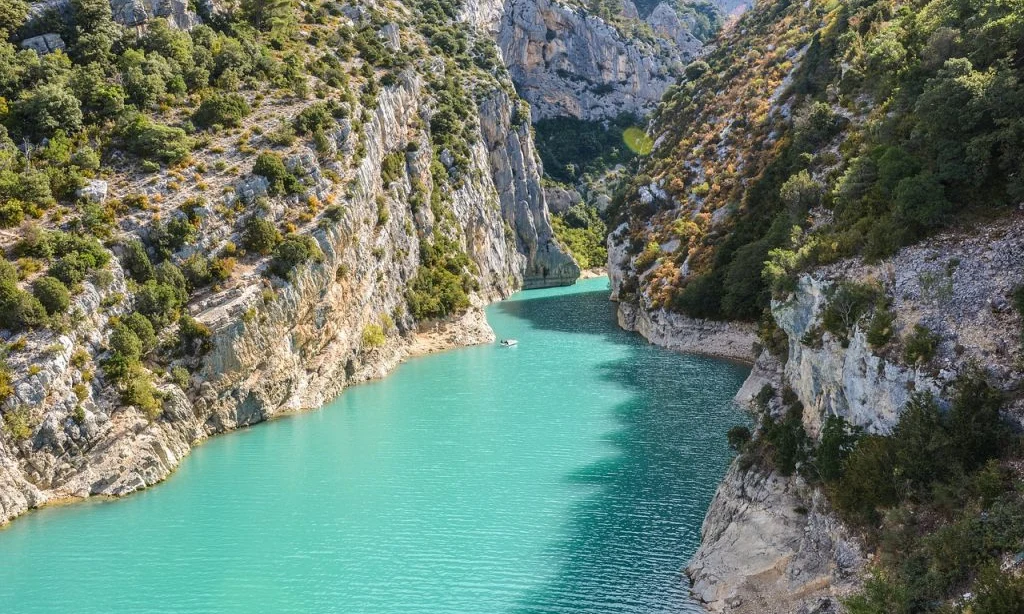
left=500, top=339, right=518, bottom=347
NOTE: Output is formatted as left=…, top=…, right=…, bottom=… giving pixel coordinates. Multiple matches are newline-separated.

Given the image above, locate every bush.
left=2, top=406, right=33, bottom=441
left=10, top=84, right=84, bottom=141
left=761, top=403, right=810, bottom=476
left=109, top=324, right=143, bottom=361
left=269, top=234, right=322, bottom=278
left=252, top=152, right=299, bottom=196
left=814, top=415, right=858, bottom=482
left=192, top=93, right=251, bottom=129
left=362, top=323, right=386, bottom=348
left=0, top=261, right=46, bottom=332
left=380, top=151, right=405, bottom=185
left=242, top=217, right=281, bottom=255
left=634, top=241, right=661, bottom=271
left=135, top=279, right=183, bottom=329
left=726, top=425, right=751, bottom=452
left=821, top=281, right=880, bottom=344
left=116, top=112, right=193, bottom=164
left=178, top=314, right=212, bottom=356
left=32, top=276, right=70, bottom=315
left=293, top=102, right=334, bottom=135
left=170, top=366, right=190, bottom=388
left=946, top=370, right=1010, bottom=471
left=890, top=392, right=951, bottom=494
left=833, top=435, right=898, bottom=525
left=122, top=312, right=157, bottom=353
left=121, top=239, right=155, bottom=282
left=122, top=367, right=162, bottom=421
left=902, top=324, right=939, bottom=365
left=865, top=302, right=895, bottom=348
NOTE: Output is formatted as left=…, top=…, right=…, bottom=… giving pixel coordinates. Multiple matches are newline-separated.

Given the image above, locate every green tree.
left=252, top=152, right=298, bottom=195
left=31, top=276, right=70, bottom=315
left=815, top=415, right=858, bottom=482
left=891, top=392, right=952, bottom=494
left=946, top=370, right=1009, bottom=471
left=108, top=323, right=143, bottom=361
left=0, top=0, right=29, bottom=39
left=123, top=311, right=157, bottom=353
left=269, top=234, right=322, bottom=278
left=193, top=93, right=251, bottom=129
left=242, top=217, right=281, bottom=255
left=10, top=85, right=84, bottom=141
left=121, top=239, right=155, bottom=283
left=833, top=435, right=897, bottom=525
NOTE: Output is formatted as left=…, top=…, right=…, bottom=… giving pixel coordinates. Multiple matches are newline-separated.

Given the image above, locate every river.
left=0, top=277, right=749, bottom=613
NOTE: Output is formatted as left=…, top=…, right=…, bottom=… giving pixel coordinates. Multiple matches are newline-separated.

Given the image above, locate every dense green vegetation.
left=406, top=234, right=477, bottom=321
left=550, top=204, right=607, bottom=269
left=534, top=114, right=639, bottom=184
left=618, top=0, right=1024, bottom=323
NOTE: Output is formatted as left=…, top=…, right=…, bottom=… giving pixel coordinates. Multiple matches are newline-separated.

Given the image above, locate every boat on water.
left=500, top=339, right=518, bottom=347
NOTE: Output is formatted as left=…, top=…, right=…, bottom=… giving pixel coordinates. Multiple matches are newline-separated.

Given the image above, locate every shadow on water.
left=496, top=288, right=749, bottom=614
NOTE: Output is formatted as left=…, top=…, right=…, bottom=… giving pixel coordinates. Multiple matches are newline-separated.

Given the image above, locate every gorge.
left=1, top=278, right=751, bottom=613
left=3, top=0, right=1024, bottom=612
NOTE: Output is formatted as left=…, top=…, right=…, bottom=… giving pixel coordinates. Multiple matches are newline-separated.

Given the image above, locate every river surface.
left=0, top=277, right=748, bottom=613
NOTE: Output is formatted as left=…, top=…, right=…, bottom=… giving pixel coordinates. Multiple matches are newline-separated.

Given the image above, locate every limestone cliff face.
left=465, top=0, right=707, bottom=121
left=687, top=463, right=864, bottom=614
left=0, top=71, right=576, bottom=525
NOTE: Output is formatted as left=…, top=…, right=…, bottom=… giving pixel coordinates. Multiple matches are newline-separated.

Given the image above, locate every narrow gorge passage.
left=0, top=278, right=749, bottom=613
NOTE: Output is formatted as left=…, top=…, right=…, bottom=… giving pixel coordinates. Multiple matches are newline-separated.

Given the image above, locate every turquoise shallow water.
left=0, top=277, right=749, bottom=613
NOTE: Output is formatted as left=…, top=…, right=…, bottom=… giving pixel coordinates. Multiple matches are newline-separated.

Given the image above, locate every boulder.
left=77, top=180, right=108, bottom=204
left=20, top=34, right=65, bottom=54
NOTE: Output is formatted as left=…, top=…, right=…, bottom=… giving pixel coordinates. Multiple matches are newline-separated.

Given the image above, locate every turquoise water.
left=0, top=277, right=748, bottom=613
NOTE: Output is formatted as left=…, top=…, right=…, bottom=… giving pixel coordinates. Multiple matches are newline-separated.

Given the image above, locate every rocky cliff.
left=610, top=215, right=1024, bottom=612
left=0, top=1, right=579, bottom=523
left=464, top=0, right=739, bottom=121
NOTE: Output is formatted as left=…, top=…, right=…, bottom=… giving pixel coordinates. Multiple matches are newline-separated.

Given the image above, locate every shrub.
left=123, top=367, right=161, bottom=421
left=833, top=435, right=898, bottom=525
left=252, top=152, right=299, bottom=196
left=10, top=84, right=84, bottom=141
left=108, top=324, right=143, bottom=361
left=821, top=280, right=880, bottom=344
left=0, top=262, right=46, bottom=332
left=726, top=425, right=751, bottom=452
left=178, top=314, right=212, bottom=356
left=890, top=392, right=952, bottom=494
left=2, top=406, right=33, bottom=441
left=269, top=234, right=322, bottom=278
left=761, top=403, right=810, bottom=476
left=116, top=112, right=193, bottom=164
left=865, top=302, right=896, bottom=348
left=122, top=312, right=157, bottom=353
left=242, top=217, right=282, bottom=255
left=971, top=566, right=1024, bottom=614
left=814, top=415, right=858, bottom=482
left=779, top=170, right=823, bottom=217
left=946, top=370, right=1009, bottom=471
left=362, top=323, right=386, bottom=348
left=380, top=151, right=405, bottom=185
left=193, top=93, right=251, bottom=129
left=293, top=102, right=334, bottom=135
left=135, top=279, right=183, bottom=329
left=633, top=241, right=661, bottom=271
left=170, top=366, right=190, bottom=388
left=902, top=324, right=939, bottom=365
left=31, top=276, right=70, bottom=315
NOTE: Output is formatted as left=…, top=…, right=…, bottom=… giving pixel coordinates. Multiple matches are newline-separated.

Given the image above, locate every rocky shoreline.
left=1, top=303, right=501, bottom=526
left=616, top=301, right=758, bottom=363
